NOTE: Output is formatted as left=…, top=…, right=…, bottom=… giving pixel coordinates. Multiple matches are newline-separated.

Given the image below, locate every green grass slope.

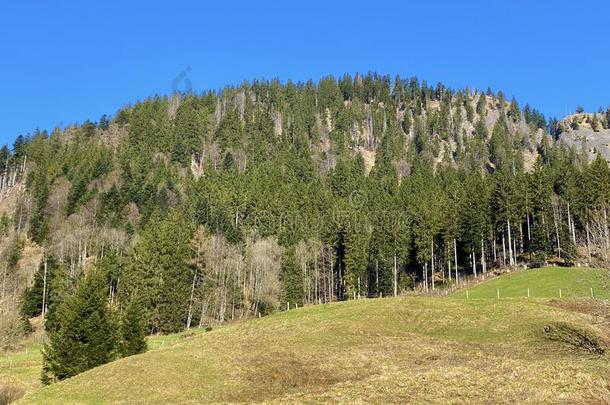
left=451, top=266, right=610, bottom=300
left=17, top=294, right=610, bottom=404
left=0, top=332, right=192, bottom=401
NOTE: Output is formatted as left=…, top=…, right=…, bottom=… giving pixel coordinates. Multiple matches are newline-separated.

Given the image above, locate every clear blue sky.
left=1, top=0, right=608, bottom=146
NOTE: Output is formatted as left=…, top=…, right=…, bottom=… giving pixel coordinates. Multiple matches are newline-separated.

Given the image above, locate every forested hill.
left=1, top=74, right=610, bottom=364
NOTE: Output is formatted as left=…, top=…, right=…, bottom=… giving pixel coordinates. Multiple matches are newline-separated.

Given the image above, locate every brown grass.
left=0, top=380, right=25, bottom=405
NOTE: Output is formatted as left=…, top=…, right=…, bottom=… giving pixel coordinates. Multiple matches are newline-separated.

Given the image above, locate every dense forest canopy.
left=1, top=73, right=610, bottom=379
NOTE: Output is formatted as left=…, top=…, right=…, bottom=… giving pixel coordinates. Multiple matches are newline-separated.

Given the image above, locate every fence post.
left=591, top=288, right=594, bottom=299
left=527, top=288, right=530, bottom=298
left=466, top=290, right=469, bottom=300
left=559, top=289, right=562, bottom=299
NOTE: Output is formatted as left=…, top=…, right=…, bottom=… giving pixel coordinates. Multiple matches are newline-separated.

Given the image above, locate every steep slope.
left=19, top=295, right=610, bottom=404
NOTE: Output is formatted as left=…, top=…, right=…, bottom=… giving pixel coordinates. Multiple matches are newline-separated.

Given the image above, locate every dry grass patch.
left=0, top=380, right=25, bottom=405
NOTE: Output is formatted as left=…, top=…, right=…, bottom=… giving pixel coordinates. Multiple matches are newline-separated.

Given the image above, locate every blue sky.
left=0, top=0, right=608, bottom=146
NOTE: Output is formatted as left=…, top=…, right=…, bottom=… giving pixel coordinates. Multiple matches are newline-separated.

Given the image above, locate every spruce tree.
left=41, top=271, right=117, bottom=384
left=120, top=301, right=147, bottom=357
left=509, top=97, right=521, bottom=122
left=122, top=210, right=193, bottom=333
left=476, top=93, right=487, bottom=116
left=21, top=256, right=58, bottom=318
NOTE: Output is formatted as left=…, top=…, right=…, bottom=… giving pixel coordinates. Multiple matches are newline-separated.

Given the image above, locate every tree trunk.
left=186, top=270, right=198, bottom=329
left=502, top=233, right=506, bottom=267
left=330, top=257, right=334, bottom=301
left=431, top=240, right=435, bottom=291
left=507, top=219, right=514, bottom=266
left=471, top=248, right=477, bottom=277
left=519, top=222, right=524, bottom=253
left=424, top=262, right=428, bottom=292
left=321, top=250, right=327, bottom=302
left=513, top=236, right=517, bottom=266
left=41, top=258, right=48, bottom=321
left=314, top=255, right=319, bottom=304
left=480, top=236, right=486, bottom=273
left=567, top=202, right=576, bottom=244
left=302, top=259, right=308, bottom=305
left=553, top=202, right=561, bottom=259
left=454, top=238, right=458, bottom=285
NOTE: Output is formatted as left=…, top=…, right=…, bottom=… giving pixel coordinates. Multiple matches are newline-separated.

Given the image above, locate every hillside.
left=14, top=293, right=610, bottom=404
left=1, top=74, right=610, bottom=395
left=0, top=74, right=564, bottom=343
left=452, top=266, right=610, bottom=300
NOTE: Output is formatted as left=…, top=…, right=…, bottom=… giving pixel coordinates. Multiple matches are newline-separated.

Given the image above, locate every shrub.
left=0, top=381, right=25, bottom=405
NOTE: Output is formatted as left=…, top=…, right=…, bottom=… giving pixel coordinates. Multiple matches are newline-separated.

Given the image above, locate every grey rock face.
left=560, top=128, right=610, bottom=161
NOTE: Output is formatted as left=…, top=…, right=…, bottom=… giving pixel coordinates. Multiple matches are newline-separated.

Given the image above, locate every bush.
left=0, top=313, right=26, bottom=350
left=529, top=251, right=548, bottom=269
left=0, top=381, right=25, bottom=405
left=543, top=322, right=605, bottom=355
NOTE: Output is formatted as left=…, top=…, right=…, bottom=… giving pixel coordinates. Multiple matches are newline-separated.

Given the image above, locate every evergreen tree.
left=121, top=210, right=194, bottom=333
left=28, top=168, right=50, bottom=244
left=119, top=301, right=147, bottom=357
left=281, top=246, right=303, bottom=305
left=490, top=116, right=512, bottom=171
left=41, top=271, right=117, bottom=384
left=591, top=114, right=599, bottom=131
left=509, top=97, right=521, bottom=122
left=476, top=93, right=487, bottom=116
left=21, top=256, right=59, bottom=319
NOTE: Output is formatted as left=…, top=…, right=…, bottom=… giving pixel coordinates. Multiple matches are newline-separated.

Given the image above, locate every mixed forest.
left=1, top=73, right=610, bottom=382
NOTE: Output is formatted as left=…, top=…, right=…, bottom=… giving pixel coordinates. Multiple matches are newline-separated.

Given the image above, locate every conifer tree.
left=119, top=301, right=147, bottom=357
left=122, top=210, right=194, bottom=333
left=476, top=93, right=487, bottom=116
left=41, top=271, right=117, bottom=384
left=490, top=116, right=512, bottom=171
left=509, top=97, right=521, bottom=122
left=281, top=246, right=303, bottom=306
left=21, top=256, right=59, bottom=319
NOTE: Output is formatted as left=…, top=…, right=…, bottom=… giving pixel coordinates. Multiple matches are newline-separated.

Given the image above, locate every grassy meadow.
left=451, top=266, right=610, bottom=300
left=1, top=267, right=609, bottom=404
